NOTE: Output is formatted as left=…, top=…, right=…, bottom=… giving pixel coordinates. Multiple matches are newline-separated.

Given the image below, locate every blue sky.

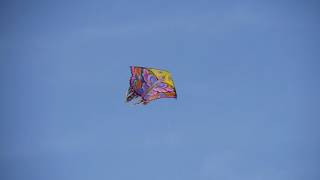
left=1, top=0, right=320, bottom=179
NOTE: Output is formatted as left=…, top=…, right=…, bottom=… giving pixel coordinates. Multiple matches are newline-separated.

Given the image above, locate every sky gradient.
left=1, top=0, right=320, bottom=179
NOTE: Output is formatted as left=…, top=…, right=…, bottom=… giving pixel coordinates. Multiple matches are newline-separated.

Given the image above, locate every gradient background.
left=1, top=0, right=320, bottom=179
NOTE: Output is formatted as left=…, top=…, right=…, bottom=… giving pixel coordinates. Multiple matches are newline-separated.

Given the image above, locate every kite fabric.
left=126, top=66, right=177, bottom=105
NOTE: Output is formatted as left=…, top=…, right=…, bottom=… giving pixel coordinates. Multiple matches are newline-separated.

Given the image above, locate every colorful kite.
left=126, top=66, right=177, bottom=105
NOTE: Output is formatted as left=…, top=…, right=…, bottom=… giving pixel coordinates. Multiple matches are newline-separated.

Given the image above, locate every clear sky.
left=1, top=0, right=320, bottom=179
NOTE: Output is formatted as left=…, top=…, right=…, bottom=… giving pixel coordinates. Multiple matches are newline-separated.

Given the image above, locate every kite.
left=126, top=66, right=177, bottom=105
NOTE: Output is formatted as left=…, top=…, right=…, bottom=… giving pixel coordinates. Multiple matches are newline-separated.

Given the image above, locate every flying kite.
left=126, top=66, right=177, bottom=105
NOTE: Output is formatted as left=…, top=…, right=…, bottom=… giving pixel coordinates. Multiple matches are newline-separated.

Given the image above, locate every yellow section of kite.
left=149, top=68, right=175, bottom=88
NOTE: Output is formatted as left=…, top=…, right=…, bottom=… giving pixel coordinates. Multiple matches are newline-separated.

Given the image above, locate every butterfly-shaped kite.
left=126, top=66, right=177, bottom=105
